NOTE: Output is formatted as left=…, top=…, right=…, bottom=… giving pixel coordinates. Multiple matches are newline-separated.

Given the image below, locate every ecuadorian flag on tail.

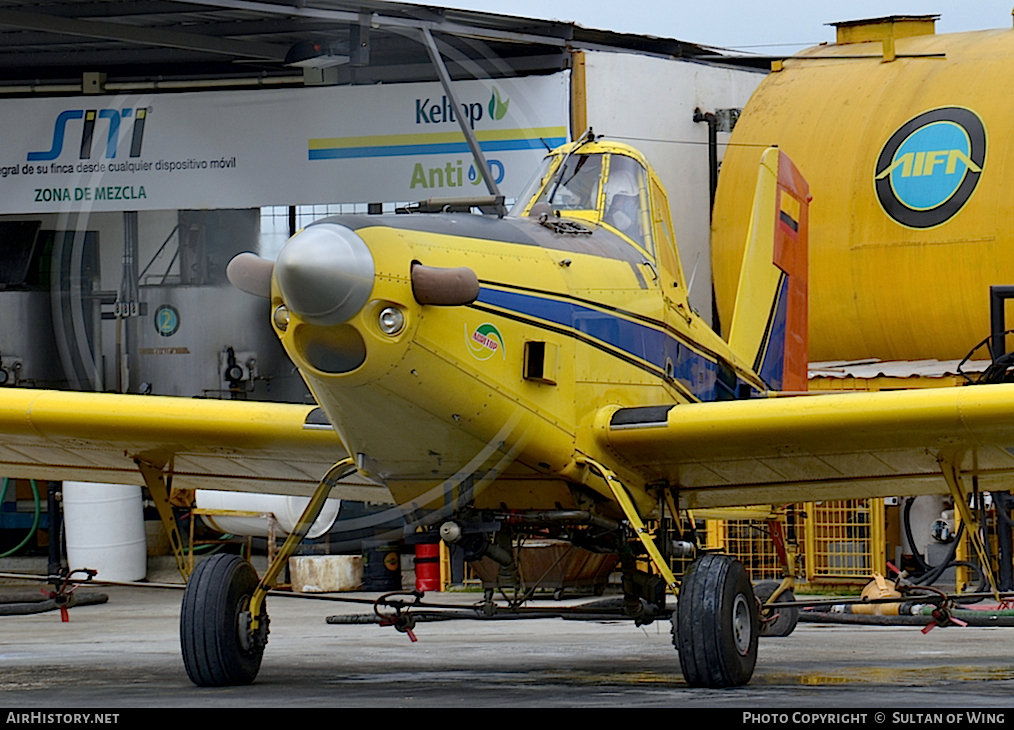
left=726, top=148, right=810, bottom=392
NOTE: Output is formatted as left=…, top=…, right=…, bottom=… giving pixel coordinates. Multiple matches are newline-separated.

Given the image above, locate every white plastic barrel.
left=63, top=481, right=147, bottom=582
left=195, top=490, right=340, bottom=539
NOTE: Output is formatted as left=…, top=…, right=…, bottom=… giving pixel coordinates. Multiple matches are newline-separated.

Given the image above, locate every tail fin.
left=726, top=148, right=809, bottom=392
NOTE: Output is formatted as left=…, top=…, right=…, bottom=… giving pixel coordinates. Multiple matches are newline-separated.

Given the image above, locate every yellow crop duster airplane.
left=2, top=133, right=1014, bottom=689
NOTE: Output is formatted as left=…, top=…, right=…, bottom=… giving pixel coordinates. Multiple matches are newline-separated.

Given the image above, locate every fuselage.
left=269, top=140, right=767, bottom=516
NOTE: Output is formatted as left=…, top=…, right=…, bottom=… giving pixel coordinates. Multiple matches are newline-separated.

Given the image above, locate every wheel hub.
left=236, top=595, right=269, bottom=652
left=237, top=611, right=253, bottom=652
left=732, top=593, right=752, bottom=655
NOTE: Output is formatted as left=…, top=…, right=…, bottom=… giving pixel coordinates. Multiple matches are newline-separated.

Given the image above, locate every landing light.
left=378, top=306, right=405, bottom=336
left=273, top=305, right=290, bottom=332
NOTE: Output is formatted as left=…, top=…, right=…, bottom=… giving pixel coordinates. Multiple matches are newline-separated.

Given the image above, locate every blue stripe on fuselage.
left=476, top=288, right=730, bottom=401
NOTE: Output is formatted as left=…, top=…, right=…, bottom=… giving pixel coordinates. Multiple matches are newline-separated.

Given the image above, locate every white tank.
left=195, top=490, right=340, bottom=539
left=63, top=482, right=147, bottom=582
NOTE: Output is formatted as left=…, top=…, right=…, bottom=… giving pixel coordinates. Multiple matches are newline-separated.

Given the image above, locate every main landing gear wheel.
left=754, top=580, right=799, bottom=637
left=181, top=554, right=266, bottom=687
left=673, top=553, right=758, bottom=688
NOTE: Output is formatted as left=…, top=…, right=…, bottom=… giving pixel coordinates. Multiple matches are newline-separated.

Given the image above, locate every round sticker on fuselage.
left=874, top=107, right=986, bottom=229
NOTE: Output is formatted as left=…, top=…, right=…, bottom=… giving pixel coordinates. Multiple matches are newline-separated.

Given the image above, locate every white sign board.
left=0, top=74, right=570, bottom=214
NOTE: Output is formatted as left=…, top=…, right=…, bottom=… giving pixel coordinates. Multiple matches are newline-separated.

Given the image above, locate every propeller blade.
left=227, top=252, right=275, bottom=299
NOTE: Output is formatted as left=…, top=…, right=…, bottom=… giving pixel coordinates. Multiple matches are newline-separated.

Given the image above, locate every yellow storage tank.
left=712, top=16, right=1014, bottom=362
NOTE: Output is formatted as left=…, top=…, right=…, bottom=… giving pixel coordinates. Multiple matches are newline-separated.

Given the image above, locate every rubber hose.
left=949, top=560, right=988, bottom=604
left=913, top=521, right=963, bottom=586
left=0, top=591, right=108, bottom=616
left=915, top=604, right=1014, bottom=618
left=0, top=478, right=41, bottom=559
left=903, top=497, right=987, bottom=595
left=799, top=612, right=931, bottom=626
left=800, top=610, right=1014, bottom=628
left=904, top=497, right=932, bottom=573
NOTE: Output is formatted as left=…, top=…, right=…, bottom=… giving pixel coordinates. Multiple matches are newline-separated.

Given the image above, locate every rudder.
left=726, top=148, right=809, bottom=392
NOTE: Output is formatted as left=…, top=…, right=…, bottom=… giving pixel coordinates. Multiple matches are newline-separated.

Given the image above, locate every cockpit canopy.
left=510, top=140, right=661, bottom=258
left=509, top=137, right=687, bottom=295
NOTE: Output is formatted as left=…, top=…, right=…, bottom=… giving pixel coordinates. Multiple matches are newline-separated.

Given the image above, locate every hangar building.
left=0, top=0, right=764, bottom=400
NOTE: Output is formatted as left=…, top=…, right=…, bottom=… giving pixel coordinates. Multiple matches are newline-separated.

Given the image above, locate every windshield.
left=536, top=154, right=602, bottom=211
left=505, top=148, right=658, bottom=266
left=508, top=156, right=553, bottom=217
left=507, top=148, right=655, bottom=257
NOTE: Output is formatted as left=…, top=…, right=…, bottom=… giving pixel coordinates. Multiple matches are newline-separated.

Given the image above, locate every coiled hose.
left=903, top=497, right=988, bottom=602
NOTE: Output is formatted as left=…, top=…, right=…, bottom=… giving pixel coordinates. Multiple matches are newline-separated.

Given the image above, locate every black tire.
left=181, top=554, right=266, bottom=686
left=754, top=580, right=799, bottom=637
left=673, top=554, right=758, bottom=688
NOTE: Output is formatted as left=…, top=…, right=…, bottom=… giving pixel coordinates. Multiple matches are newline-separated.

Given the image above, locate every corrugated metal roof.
left=0, top=0, right=753, bottom=92
left=809, top=359, right=988, bottom=380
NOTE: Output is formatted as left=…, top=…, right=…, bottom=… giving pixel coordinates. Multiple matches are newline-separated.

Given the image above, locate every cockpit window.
left=603, top=155, right=651, bottom=253
left=535, top=154, right=603, bottom=211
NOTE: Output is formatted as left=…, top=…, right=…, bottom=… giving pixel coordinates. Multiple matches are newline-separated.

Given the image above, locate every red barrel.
left=414, top=542, right=441, bottom=592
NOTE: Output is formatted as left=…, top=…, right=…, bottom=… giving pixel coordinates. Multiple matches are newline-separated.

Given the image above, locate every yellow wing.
left=594, top=384, right=1014, bottom=509
left=0, top=388, right=392, bottom=503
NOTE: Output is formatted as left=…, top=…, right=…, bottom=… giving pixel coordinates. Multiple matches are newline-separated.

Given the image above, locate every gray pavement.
left=2, top=575, right=1014, bottom=709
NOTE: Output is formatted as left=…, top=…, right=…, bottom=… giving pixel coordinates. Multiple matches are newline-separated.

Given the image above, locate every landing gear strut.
left=674, top=553, right=758, bottom=688
left=179, top=458, right=356, bottom=686
left=579, top=458, right=759, bottom=686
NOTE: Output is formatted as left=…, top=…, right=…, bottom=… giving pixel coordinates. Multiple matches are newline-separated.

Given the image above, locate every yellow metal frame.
left=953, top=503, right=1003, bottom=595
left=249, top=458, right=356, bottom=631
left=188, top=508, right=283, bottom=576
left=706, top=516, right=790, bottom=582
left=803, top=499, right=886, bottom=583
left=569, top=50, right=586, bottom=138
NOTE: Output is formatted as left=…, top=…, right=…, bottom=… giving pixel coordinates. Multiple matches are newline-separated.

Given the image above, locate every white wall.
left=584, top=51, right=765, bottom=323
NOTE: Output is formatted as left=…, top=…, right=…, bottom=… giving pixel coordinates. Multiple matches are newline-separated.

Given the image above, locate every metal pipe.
left=0, top=76, right=304, bottom=95
left=47, top=481, right=61, bottom=585
left=500, top=510, right=620, bottom=532
left=692, top=108, right=719, bottom=218
left=419, top=27, right=502, bottom=203
left=105, top=76, right=303, bottom=91
left=996, top=491, right=1014, bottom=591
left=988, top=285, right=1014, bottom=359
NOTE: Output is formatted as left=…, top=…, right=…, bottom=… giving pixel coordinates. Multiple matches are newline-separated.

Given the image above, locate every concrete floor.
left=1, top=568, right=1014, bottom=709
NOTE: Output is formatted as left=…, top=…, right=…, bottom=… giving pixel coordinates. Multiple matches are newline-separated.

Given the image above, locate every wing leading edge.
left=0, top=388, right=392, bottom=503
left=595, top=384, right=1014, bottom=509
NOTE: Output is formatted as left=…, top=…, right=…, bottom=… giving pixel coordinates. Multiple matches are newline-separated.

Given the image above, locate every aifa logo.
left=28, top=107, right=149, bottom=162
left=874, top=107, right=986, bottom=229
left=466, top=323, right=505, bottom=361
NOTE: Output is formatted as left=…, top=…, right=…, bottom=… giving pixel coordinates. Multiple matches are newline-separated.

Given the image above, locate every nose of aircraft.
left=275, top=223, right=375, bottom=326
